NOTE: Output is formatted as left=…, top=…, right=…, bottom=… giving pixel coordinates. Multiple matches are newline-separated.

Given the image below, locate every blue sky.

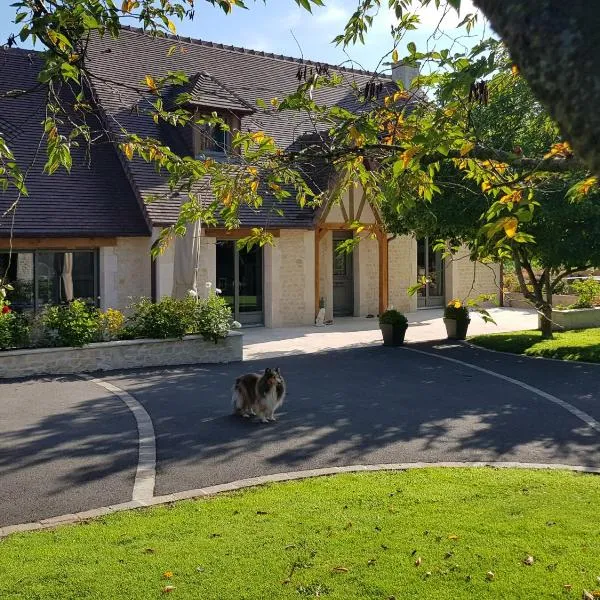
left=0, top=0, right=488, bottom=73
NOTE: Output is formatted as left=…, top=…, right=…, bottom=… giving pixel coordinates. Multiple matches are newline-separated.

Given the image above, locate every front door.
left=216, top=241, right=264, bottom=326
left=332, top=232, right=354, bottom=317
left=417, top=237, right=445, bottom=308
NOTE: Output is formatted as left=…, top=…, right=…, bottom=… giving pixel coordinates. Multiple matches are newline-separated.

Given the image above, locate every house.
left=0, top=29, right=500, bottom=327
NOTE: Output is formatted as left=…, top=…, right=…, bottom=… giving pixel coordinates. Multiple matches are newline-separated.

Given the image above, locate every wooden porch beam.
left=0, top=237, right=118, bottom=249
left=204, top=228, right=281, bottom=238
left=377, top=228, right=389, bottom=315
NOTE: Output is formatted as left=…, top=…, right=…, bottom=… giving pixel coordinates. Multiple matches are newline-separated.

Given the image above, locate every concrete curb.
left=2, top=461, right=599, bottom=538
left=81, top=375, right=156, bottom=502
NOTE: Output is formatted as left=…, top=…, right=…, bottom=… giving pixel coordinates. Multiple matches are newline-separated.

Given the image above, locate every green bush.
left=196, top=292, right=233, bottom=343
left=0, top=306, right=30, bottom=350
left=444, top=299, right=470, bottom=321
left=96, top=308, right=125, bottom=341
left=379, top=309, right=408, bottom=327
left=570, top=278, right=600, bottom=308
left=40, top=300, right=99, bottom=347
left=127, top=297, right=197, bottom=339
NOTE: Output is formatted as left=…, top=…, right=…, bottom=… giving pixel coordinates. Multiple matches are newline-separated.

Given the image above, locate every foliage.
left=570, top=278, right=600, bottom=309
left=444, top=299, right=469, bottom=321
left=195, top=291, right=233, bottom=344
left=96, top=307, right=125, bottom=341
left=3, top=470, right=600, bottom=598
left=126, top=296, right=197, bottom=339
left=39, top=299, right=99, bottom=347
left=378, top=308, right=408, bottom=327
left=471, top=328, right=600, bottom=363
left=0, top=303, right=30, bottom=350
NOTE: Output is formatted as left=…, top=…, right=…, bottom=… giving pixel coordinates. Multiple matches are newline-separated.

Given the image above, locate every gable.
left=321, top=183, right=380, bottom=226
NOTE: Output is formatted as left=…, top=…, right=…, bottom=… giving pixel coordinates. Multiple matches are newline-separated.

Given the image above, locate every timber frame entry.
left=314, top=185, right=389, bottom=318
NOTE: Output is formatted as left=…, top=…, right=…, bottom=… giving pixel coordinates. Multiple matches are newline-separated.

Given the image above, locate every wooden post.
left=315, top=227, right=321, bottom=318
left=377, top=228, right=389, bottom=315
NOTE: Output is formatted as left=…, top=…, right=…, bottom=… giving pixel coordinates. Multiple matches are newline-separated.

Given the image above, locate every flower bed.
left=0, top=284, right=243, bottom=378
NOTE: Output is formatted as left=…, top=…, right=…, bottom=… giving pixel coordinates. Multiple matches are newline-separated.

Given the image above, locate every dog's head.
left=264, top=367, right=283, bottom=386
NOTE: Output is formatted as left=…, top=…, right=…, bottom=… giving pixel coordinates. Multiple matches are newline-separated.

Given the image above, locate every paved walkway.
left=3, top=318, right=600, bottom=533
left=244, top=307, right=538, bottom=359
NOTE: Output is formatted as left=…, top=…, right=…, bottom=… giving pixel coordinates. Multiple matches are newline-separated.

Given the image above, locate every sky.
left=0, top=0, right=489, bottom=74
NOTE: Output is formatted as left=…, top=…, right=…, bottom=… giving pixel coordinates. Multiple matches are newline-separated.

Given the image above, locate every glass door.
left=216, top=240, right=263, bottom=326
left=417, top=237, right=445, bottom=308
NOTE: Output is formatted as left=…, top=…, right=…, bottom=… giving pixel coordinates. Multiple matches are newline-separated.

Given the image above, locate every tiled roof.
left=86, top=27, right=391, bottom=228
left=0, top=48, right=150, bottom=238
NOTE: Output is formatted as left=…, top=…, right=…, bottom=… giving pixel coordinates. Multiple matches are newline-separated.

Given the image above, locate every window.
left=193, top=121, right=230, bottom=158
left=0, top=250, right=99, bottom=312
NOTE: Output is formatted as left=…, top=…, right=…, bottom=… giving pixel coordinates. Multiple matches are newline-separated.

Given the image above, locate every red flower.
left=1, top=305, right=11, bottom=314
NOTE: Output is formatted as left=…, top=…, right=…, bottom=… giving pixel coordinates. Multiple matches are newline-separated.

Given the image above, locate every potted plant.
left=379, top=309, right=409, bottom=346
left=443, top=299, right=470, bottom=340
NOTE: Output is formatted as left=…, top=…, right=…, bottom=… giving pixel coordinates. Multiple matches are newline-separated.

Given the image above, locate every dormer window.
left=193, top=118, right=231, bottom=158
left=170, top=70, right=254, bottom=161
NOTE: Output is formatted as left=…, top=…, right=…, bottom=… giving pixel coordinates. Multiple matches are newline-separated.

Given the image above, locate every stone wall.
left=544, top=307, right=600, bottom=331
left=0, top=333, right=243, bottom=379
left=100, top=237, right=152, bottom=312
left=354, top=232, right=379, bottom=316
left=277, top=230, right=315, bottom=326
left=388, top=235, right=418, bottom=313
left=446, top=246, right=501, bottom=305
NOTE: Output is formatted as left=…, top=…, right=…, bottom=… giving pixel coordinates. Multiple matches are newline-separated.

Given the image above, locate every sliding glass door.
left=417, top=238, right=445, bottom=308
left=216, top=241, right=263, bottom=326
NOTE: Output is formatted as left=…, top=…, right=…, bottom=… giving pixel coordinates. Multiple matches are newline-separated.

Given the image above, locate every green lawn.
left=470, top=328, right=600, bottom=362
left=2, top=469, right=600, bottom=599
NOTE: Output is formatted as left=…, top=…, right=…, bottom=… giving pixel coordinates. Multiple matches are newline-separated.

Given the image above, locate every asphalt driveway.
left=1, top=341, right=599, bottom=528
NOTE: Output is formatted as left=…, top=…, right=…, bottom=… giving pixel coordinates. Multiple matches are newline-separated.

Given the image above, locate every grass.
left=2, top=469, right=600, bottom=599
left=470, top=328, right=600, bottom=362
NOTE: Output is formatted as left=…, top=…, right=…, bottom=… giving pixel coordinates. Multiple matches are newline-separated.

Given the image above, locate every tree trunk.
left=539, top=303, right=554, bottom=340
left=473, top=0, right=600, bottom=175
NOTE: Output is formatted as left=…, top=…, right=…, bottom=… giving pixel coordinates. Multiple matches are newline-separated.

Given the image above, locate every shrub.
left=97, top=308, right=125, bottom=341
left=196, top=292, right=233, bottom=343
left=40, top=300, right=99, bottom=347
left=0, top=305, right=30, bottom=350
left=127, top=297, right=197, bottom=339
left=570, top=278, right=600, bottom=308
left=444, top=299, right=470, bottom=321
left=379, top=309, right=408, bottom=328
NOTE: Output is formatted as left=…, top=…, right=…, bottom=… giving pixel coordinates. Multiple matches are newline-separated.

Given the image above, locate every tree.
left=381, top=71, right=600, bottom=338
left=2, top=0, right=600, bottom=311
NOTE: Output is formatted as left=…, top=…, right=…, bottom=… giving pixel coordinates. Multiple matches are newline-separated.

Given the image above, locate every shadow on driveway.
left=106, top=344, right=600, bottom=496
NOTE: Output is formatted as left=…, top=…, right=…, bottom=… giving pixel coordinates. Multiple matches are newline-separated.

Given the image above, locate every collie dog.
left=232, top=367, right=286, bottom=423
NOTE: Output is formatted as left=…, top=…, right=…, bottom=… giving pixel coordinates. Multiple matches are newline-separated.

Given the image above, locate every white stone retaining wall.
left=0, top=332, right=243, bottom=379
left=541, top=307, right=600, bottom=331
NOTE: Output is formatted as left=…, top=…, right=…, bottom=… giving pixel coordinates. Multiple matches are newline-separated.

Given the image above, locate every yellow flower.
left=448, top=299, right=462, bottom=309
left=163, top=571, right=173, bottom=579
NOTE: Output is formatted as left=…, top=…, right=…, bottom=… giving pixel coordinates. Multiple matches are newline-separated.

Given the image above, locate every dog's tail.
left=231, top=379, right=244, bottom=414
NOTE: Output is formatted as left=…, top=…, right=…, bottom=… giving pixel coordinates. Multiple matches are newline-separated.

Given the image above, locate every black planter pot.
left=443, top=317, right=470, bottom=340
left=380, top=323, right=408, bottom=346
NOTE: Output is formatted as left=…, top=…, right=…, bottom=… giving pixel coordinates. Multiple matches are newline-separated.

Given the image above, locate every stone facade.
left=264, top=229, right=315, bottom=326
left=445, top=246, right=501, bottom=306
left=354, top=232, right=379, bottom=316
left=0, top=333, right=243, bottom=379
left=388, top=236, right=418, bottom=313
left=100, top=237, right=152, bottom=312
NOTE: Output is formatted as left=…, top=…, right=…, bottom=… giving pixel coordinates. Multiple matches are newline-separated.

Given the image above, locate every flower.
left=205, top=282, right=212, bottom=289
left=187, top=289, right=198, bottom=298
left=231, top=321, right=242, bottom=329
left=448, top=299, right=462, bottom=309
left=1, top=305, right=11, bottom=314
left=215, top=288, right=222, bottom=295
left=163, top=571, right=173, bottom=579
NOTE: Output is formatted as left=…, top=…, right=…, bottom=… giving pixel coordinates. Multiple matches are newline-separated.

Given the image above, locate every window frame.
left=0, top=248, right=99, bottom=312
